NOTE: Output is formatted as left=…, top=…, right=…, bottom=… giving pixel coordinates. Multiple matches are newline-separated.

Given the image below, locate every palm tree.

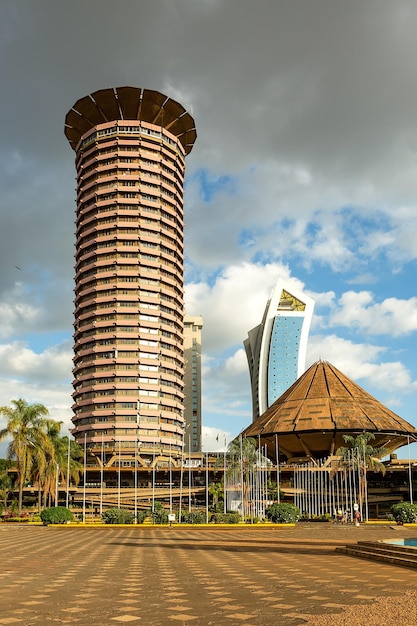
left=62, top=436, right=83, bottom=487
left=337, top=432, right=388, bottom=476
left=38, top=422, right=83, bottom=507
left=0, top=399, right=51, bottom=515
left=52, top=433, right=83, bottom=505
left=43, top=420, right=64, bottom=507
left=208, top=481, right=224, bottom=511
left=0, top=460, right=12, bottom=515
left=336, top=432, right=389, bottom=518
left=226, top=436, right=258, bottom=515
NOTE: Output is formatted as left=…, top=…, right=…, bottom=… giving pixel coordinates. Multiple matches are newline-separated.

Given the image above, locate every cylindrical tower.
left=64, top=87, right=196, bottom=467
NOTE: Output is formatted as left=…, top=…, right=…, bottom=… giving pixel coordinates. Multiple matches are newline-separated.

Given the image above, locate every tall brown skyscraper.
left=64, top=87, right=196, bottom=467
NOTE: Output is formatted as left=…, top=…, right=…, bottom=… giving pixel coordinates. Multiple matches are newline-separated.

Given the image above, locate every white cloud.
left=185, top=261, right=305, bottom=351
left=328, top=292, right=417, bottom=336
left=201, top=426, right=233, bottom=452
left=0, top=341, right=72, bottom=383
left=307, top=334, right=417, bottom=394
left=0, top=284, right=40, bottom=340
left=0, top=340, right=73, bottom=437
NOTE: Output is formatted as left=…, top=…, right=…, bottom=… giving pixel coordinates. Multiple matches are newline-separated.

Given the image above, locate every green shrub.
left=150, top=502, right=169, bottom=524
left=210, top=512, right=241, bottom=524
left=40, top=506, right=74, bottom=525
left=265, top=502, right=301, bottom=524
left=136, top=511, right=147, bottom=524
left=391, top=502, right=417, bottom=524
left=181, top=510, right=206, bottom=524
left=101, top=508, right=135, bottom=524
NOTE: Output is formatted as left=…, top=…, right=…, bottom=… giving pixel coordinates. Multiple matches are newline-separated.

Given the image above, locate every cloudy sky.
left=1, top=0, right=417, bottom=456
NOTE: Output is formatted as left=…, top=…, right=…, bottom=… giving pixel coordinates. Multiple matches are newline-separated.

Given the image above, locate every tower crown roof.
left=64, top=86, right=197, bottom=154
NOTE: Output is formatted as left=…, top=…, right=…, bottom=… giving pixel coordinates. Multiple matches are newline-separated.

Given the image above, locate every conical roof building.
left=241, top=360, right=417, bottom=462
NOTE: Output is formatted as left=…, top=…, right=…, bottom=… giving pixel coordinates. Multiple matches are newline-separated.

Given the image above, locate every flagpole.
left=152, top=447, right=156, bottom=513
left=100, top=431, right=104, bottom=517
left=240, top=435, right=244, bottom=523
left=206, top=450, right=209, bottom=524
left=275, top=434, right=280, bottom=503
left=66, top=435, right=71, bottom=509
left=408, top=435, right=413, bottom=505
left=188, top=434, right=191, bottom=512
left=83, top=433, right=87, bottom=523
left=134, top=437, right=138, bottom=524
left=117, top=437, right=121, bottom=509
left=179, top=433, right=184, bottom=523
left=169, top=442, right=173, bottom=514
left=224, top=436, right=227, bottom=514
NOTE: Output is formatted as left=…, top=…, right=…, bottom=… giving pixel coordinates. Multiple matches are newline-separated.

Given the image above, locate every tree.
left=208, top=481, right=224, bottom=511
left=337, top=432, right=388, bottom=476
left=35, top=422, right=83, bottom=508
left=0, top=460, right=12, bottom=514
left=0, top=399, right=52, bottom=515
left=62, top=437, right=83, bottom=486
left=266, top=502, right=301, bottom=524
left=226, top=436, right=258, bottom=515
left=336, top=432, right=389, bottom=509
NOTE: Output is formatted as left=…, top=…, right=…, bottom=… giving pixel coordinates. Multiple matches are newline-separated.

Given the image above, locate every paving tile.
left=2, top=524, right=417, bottom=625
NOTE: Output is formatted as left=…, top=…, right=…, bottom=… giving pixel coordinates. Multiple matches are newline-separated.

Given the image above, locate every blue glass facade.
left=267, top=315, right=303, bottom=406
left=244, top=279, right=314, bottom=420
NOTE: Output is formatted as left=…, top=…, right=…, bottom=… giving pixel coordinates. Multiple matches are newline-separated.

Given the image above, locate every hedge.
left=40, top=506, right=74, bottom=525
left=265, top=503, right=301, bottom=524
left=391, top=502, right=417, bottom=524
left=101, top=508, right=137, bottom=524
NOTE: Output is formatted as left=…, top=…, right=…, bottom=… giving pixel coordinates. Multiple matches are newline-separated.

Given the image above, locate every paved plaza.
left=1, top=523, right=417, bottom=625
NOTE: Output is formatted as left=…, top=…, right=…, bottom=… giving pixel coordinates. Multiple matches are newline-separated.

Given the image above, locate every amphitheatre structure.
left=241, top=359, right=417, bottom=462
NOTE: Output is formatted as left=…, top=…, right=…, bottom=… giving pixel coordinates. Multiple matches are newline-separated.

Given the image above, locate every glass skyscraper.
left=244, top=278, right=314, bottom=421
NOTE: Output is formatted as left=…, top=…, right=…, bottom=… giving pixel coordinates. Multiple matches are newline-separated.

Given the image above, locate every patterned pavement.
left=1, top=523, right=417, bottom=625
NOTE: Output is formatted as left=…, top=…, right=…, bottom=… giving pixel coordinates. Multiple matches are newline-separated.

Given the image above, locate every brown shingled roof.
left=241, top=360, right=417, bottom=462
